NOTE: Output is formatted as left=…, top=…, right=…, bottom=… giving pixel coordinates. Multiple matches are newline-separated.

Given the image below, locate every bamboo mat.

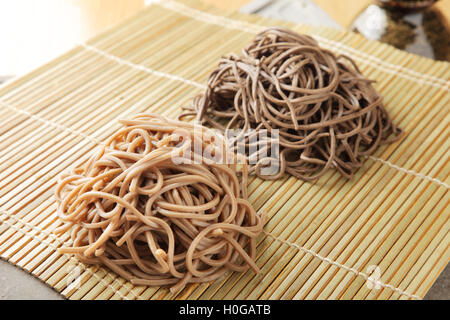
left=0, top=0, right=449, bottom=300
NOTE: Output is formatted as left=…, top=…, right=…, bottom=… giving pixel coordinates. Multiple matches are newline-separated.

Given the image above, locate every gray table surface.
left=0, top=0, right=448, bottom=300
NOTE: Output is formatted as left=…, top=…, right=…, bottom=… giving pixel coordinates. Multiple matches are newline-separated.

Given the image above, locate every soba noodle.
left=182, top=27, right=403, bottom=180
left=54, top=113, right=264, bottom=293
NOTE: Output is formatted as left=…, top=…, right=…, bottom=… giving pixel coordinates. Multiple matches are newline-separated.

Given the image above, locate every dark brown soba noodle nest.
left=55, top=114, right=263, bottom=293
left=181, top=27, right=403, bottom=181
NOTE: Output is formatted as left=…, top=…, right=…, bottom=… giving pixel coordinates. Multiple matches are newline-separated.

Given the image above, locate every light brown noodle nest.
left=181, top=27, right=403, bottom=181
left=54, top=113, right=263, bottom=293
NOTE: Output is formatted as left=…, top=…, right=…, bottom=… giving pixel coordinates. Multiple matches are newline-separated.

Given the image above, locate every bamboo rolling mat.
left=0, top=0, right=449, bottom=300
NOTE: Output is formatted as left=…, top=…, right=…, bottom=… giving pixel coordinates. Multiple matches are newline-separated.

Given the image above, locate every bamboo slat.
left=0, top=0, right=448, bottom=300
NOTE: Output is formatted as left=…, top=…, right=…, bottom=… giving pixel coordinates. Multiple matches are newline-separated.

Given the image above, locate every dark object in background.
left=352, top=0, right=450, bottom=61
left=377, top=0, right=439, bottom=10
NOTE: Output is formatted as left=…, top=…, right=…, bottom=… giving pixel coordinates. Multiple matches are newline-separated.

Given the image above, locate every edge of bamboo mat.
left=0, top=255, right=66, bottom=299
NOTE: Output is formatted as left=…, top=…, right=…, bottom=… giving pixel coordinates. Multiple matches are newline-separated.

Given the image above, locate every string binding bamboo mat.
left=0, top=0, right=448, bottom=300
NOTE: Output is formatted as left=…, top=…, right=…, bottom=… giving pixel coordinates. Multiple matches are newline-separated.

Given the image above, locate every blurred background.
left=0, top=0, right=150, bottom=77
left=0, top=0, right=448, bottom=79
